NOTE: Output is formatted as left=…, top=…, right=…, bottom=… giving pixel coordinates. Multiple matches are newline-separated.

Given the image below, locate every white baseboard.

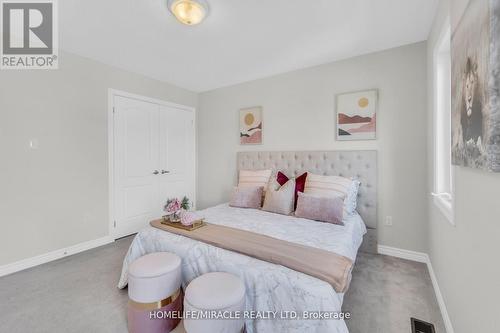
left=377, top=245, right=428, bottom=263
left=377, top=245, right=454, bottom=333
left=426, top=257, right=455, bottom=333
left=0, top=236, right=114, bottom=277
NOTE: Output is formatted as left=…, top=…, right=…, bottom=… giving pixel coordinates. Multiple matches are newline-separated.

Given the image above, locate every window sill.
left=432, top=193, right=454, bottom=226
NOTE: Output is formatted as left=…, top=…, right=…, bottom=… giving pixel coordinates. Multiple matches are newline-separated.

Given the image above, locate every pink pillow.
left=294, top=192, right=344, bottom=225
left=229, top=186, right=264, bottom=209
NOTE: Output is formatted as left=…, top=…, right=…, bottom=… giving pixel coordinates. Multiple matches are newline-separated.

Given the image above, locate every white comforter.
left=118, top=204, right=366, bottom=333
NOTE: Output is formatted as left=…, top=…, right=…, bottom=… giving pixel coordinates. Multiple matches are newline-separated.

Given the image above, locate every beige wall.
left=0, top=51, right=197, bottom=266
left=198, top=42, right=429, bottom=252
left=427, top=0, right=500, bottom=332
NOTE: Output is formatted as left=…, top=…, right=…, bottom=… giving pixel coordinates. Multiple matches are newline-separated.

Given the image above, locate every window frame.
left=432, top=20, right=455, bottom=226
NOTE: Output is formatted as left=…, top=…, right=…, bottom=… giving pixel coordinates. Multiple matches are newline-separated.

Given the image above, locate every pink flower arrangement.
left=164, top=197, right=191, bottom=222
left=165, top=198, right=182, bottom=214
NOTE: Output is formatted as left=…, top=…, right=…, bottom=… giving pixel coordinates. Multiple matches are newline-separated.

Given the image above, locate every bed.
left=118, top=150, right=377, bottom=333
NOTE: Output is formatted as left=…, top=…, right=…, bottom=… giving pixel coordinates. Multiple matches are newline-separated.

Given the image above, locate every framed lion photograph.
left=451, top=0, right=500, bottom=172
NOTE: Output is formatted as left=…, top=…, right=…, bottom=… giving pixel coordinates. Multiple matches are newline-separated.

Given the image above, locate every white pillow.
left=238, top=169, right=272, bottom=192
left=304, top=173, right=360, bottom=215
left=262, top=178, right=295, bottom=215
left=345, top=179, right=361, bottom=214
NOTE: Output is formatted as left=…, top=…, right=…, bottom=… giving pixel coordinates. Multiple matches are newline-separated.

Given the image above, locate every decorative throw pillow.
left=229, top=186, right=264, bottom=209
left=262, top=178, right=295, bottom=215
left=276, top=171, right=307, bottom=208
left=304, top=173, right=360, bottom=215
left=238, top=169, right=272, bottom=193
left=295, top=192, right=344, bottom=225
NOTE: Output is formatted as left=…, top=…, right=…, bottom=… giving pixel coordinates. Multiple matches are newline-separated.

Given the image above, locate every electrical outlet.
left=29, top=139, right=39, bottom=149
left=385, top=216, right=393, bottom=226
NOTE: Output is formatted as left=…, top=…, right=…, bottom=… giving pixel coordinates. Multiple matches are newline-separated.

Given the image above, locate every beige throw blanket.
left=150, top=219, right=353, bottom=293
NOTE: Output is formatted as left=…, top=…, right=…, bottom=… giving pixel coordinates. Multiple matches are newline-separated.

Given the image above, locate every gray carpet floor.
left=0, top=236, right=445, bottom=333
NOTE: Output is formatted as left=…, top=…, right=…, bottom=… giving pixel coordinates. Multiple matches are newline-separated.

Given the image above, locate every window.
left=433, top=24, right=454, bottom=224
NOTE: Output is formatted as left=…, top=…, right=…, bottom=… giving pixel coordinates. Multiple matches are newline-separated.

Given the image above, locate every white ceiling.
left=60, top=0, right=438, bottom=92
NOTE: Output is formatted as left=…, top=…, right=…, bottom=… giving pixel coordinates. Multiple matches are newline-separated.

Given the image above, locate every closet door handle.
left=153, top=170, right=159, bottom=175
left=161, top=170, right=170, bottom=174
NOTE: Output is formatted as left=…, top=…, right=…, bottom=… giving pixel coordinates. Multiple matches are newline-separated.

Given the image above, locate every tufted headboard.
left=237, top=150, right=378, bottom=253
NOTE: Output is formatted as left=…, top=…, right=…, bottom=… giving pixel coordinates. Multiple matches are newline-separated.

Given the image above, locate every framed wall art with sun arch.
left=239, top=106, right=263, bottom=145
left=336, top=89, right=378, bottom=141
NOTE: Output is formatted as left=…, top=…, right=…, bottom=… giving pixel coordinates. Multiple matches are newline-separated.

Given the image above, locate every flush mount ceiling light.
left=168, top=0, right=209, bottom=26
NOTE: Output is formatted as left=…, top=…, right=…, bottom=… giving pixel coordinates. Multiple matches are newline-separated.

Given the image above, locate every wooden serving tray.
left=160, top=218, right=206, bottom=231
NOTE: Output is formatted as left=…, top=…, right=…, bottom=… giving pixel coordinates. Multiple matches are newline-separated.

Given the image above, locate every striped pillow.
left=238, top=169, right=272, bottom=192
left=304, top=173, right=360, bottom=215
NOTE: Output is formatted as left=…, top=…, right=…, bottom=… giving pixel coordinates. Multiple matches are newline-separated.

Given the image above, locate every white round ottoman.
left=128, top=252, right=183, bottom=333
left=184, top=272, right=246, bottom=333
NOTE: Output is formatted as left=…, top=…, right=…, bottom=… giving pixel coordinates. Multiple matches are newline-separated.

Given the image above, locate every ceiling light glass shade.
left=168, top=0, right=208, bottom=25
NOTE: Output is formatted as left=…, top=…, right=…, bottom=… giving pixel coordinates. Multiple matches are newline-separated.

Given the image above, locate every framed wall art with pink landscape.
left=240, top=106, right=263, bottom=145
left=336, top=89, right=378, bottom=141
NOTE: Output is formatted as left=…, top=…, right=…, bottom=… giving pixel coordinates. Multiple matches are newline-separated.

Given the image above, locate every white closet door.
left=114, top=96, right=160, bottom=238
left=158, top=105, right=195, bottom=216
